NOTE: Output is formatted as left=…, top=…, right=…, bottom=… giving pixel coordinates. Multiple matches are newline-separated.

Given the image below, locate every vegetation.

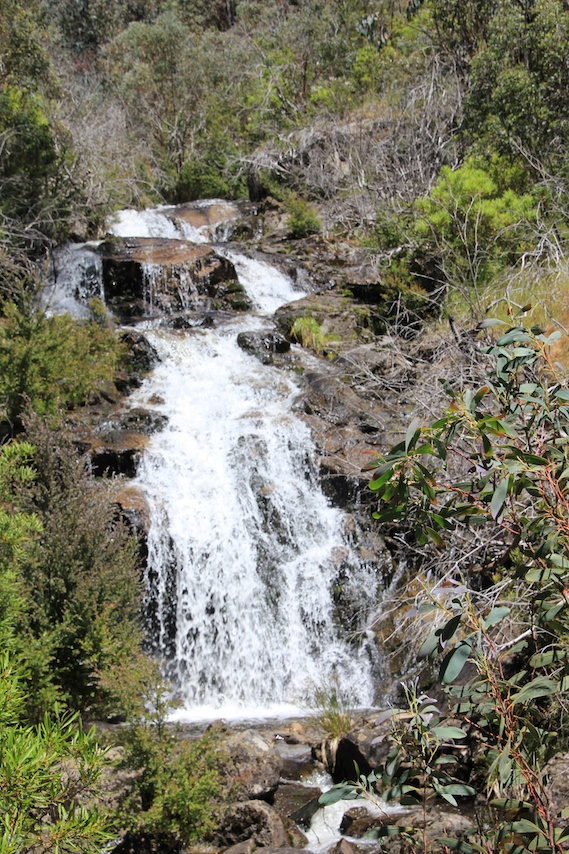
left=1, top=0, right=569, bottom=849
left=323, top=321, right=569, bottom=851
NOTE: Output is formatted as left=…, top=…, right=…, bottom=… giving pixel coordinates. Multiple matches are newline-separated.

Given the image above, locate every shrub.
left=285, top=197, right=322, bottom=239
left=0, top=653, right=114, bottom=854
left=0, top=299, right=123, bottom=425
left=17, top=415, right=142, bottom=716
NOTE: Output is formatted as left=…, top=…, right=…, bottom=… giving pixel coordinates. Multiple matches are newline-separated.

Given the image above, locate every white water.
left=45, top=203, right=376, bottom=721
left=133, top=317, right=373, bottom=719
left=44, top=243, right=103, bottom=318
left=122, top=221, right=375, bottom=719
left=108, top=199, right=241, bottom=244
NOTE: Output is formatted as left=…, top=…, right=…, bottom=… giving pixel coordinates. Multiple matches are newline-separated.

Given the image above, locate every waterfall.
left=46, top=201, right=377, bottom=720
left=129, top=250, right=375, bottom=720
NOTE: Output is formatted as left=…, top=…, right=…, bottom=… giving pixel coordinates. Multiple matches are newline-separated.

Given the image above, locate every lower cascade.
left=126, top=245, right=375, bottom=719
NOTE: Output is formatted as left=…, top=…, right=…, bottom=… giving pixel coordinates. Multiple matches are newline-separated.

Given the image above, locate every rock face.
left=99, top=238, right=250, bottom=319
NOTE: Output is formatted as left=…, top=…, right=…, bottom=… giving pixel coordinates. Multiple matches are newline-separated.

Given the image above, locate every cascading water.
left=126, top=239, right=375, bottom=720
left=44, top=243, right=104, bottom=318
left=48, top=202, right=377, bottom=720
left=133, top=319, right=374, bottom=719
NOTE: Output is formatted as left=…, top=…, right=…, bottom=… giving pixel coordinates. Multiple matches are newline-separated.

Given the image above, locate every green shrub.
left=0, top=300, right=123, bottom=425
left=0, top=653, right=114, bottom=854
left=285, top=197, right=322, bottom=239
left=17, top=415, right=142, bottom=716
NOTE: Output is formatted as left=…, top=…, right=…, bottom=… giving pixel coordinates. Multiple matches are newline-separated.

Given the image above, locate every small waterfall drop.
left=44, top=243, right=103, bottom=318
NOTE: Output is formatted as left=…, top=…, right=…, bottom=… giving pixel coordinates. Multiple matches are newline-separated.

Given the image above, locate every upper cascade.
left=107, top=199, right=242, bottom=243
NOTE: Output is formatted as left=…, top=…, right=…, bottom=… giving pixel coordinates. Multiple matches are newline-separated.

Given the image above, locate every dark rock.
left=112, top=484, right=151, bottom=537
left=222, top=841, right=256, bottom=854
left=330, top=839, right=360, bottom=854
left=220, top=729, right=284, bottom=801
left=237, top=330, right=291, bottom=364
left=273, top=783, right=322, bottom=828
left=89, top=431, right=149, bottom=478
left=216, top=801, right=289, bottom=849
left=100, top=238, right=244, bottom=319
left=119, top=329, right=161, bottom=373
left=340, top=806, right=388, bottom=837
left=112, top=407, right=168, bottom=435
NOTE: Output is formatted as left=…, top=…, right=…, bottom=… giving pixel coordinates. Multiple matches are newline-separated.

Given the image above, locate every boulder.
left=89, top=430, right=148, bottom=478
left=273, top=783, right=322, bottom=828
left=216, top=801, right=289, bottom=849
left=119, top=329, right=161, bottom=373
left=340, top=806, right=391, bottom=837
left=220, top=729, right=283, bottom=801
left=237, top=329, right=291, bottom=364
left=319, top=724, right=391, bottom=783
left=107, top=407, right=168, bottom=436
left=112, top=484, right=151, bottom=538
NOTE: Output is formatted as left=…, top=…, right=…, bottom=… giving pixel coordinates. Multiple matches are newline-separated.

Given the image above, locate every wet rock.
left=216, top=801, right=289, bottom=849
left=237, top=330, right=291, bottom=364
left=119, top=329, right=161, bottom=373
left=89, top=431, right=148, bottom=478
left=99, top=238, right=246, bottom=319
left=330, top=839, right=360, bottom=854
left=221, top=729, right=284, bottom=801
left=319, top=722, right=390, bottom=783
left=111, top=407, right=168, bottom=435
left=340, top=806, right=391, bottom=837
left=112, top=484, right=151, bottom=537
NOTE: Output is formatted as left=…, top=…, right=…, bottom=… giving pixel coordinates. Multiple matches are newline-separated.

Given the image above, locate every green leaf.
left=425, top=526, right=445, bottom=547
left=489, top=798, right=534, bottom=811
left=511, top=676, right=557, bottom=705
left=525, top=566, right=565, bottom=583
left=318, top=785, right=357, bottom=805
left=554, top=389, right=569, bottom=401
left=483, top=606, right=510, bottom=629
left=431, top=726, right=468, bottom=741
left=529, top=649, right=567, bottom=668
left=436, top=839, right=487, bottom=854
left=479, top=318, right=507, bottom=328
left=497, top=328, right=531, bottom=346
left=440, top=641, right=471, bottom=684
left=418, top=630, right=441, bottom=659
left=440, top=783, right=476, bottom=796
left=405, top=419, right=420, bottom=452
left=490, top=476, right=510, bottom=520
left=440, top=614, right=462, bottom=642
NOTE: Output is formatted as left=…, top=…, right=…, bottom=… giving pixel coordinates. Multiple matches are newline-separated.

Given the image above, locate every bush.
left=0, top=654, right=114, bottom=854
left=0, top=298, right=123, bottom=425
left=285, top=197, right=322, bottom=239
left=17, top=415, right=142, bottom=716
